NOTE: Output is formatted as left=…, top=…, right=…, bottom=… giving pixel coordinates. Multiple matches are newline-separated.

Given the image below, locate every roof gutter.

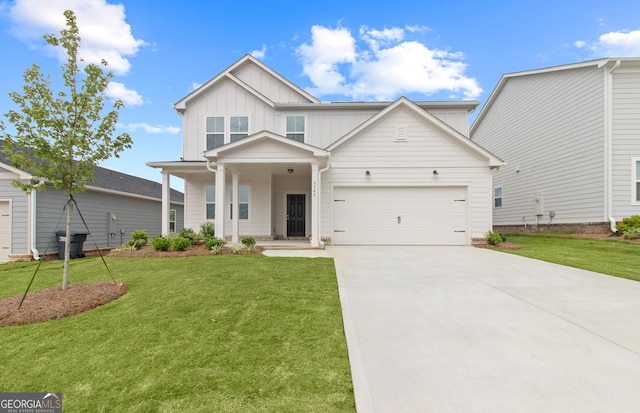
left=606, top=59, right=621, bottom=233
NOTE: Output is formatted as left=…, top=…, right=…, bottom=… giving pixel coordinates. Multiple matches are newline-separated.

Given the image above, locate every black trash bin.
left=55, top=230, right=88, bottom=259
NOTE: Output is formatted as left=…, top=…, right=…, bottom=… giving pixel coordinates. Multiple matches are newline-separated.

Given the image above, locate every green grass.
left=501, top=234, right=640, bottom=281
left=0, top=256, right=355, bottom=412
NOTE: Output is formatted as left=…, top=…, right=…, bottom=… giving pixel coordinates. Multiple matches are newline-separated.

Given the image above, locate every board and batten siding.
left=35, top=188, right=183, bottom=253
left=320, top=107, right=492, bottom=243
left=472, top=66, right=606, bottom=225
left=233, top=63, right=312, bottom=104
left=182, top=79, right=277, bottom=161
left=611, top=70, right=640, bottom=218
left=0, top=179, right=29, bottom=255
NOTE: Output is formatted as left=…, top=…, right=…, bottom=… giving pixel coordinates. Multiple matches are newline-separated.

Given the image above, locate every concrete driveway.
left=327, top=246, right=640, bottom=413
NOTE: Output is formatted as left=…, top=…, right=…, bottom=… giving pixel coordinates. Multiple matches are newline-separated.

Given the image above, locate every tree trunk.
left=62, top=196, right=73, bottom=290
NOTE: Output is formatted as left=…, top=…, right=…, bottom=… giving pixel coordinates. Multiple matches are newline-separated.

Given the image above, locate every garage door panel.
left=333, top=187, right=466, bottom=245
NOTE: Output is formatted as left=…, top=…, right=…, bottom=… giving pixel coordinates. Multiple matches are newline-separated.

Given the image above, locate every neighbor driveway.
left=327, top=246, right=640, bottom=413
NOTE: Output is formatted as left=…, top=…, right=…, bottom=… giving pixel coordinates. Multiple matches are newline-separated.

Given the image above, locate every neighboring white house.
left=0, top=139, right=184, bottom=263
left=471, top=58, right=640, bottom=232
left=148, top=55, right=502, bottom=246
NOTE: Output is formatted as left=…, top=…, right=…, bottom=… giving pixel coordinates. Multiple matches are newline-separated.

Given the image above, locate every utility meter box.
left=108, top=212, right=117, bottom=235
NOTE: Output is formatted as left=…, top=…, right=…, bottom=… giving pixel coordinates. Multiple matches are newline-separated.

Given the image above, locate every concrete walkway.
left=327, top=246, right=640, bottom=413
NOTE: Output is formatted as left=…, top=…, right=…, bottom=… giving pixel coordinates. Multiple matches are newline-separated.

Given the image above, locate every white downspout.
left=30, top=180, right=44, bottom=260
left=317, top=154, right=331, bottom=246
left=605, top=59, right=621, bottom=232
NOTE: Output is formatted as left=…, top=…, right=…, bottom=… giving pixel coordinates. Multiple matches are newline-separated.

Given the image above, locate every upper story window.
left=206, top=116, right=249, bottom=149
left=206, top=117, right=224, bottom=150
left=230, top=116, right=249, bottom=142
left=634, top=159, right=640, bottom=203
left=286, top=115, right=305, bottom=142
left=494, top=186, right=503, bottom=208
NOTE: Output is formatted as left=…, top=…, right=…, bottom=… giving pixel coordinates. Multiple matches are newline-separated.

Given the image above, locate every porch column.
left=215, top=163, right=226, bottom=241
left=161, top=171, right=171, bottom=235
left=311, top=163, right=319, bottom=247
left=231, top=172, right=239, bottom=244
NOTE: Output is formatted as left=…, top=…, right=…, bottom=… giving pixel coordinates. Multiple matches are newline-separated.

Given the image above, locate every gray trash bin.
left=55, top=230, right=88, bottom=259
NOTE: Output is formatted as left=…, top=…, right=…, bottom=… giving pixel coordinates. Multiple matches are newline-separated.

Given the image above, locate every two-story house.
left=471, top=58, right=640, bottom=233
left=148, top=55, right=502, bottom=247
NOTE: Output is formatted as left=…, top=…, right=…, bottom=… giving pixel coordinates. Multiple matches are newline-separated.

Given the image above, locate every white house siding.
left=611, top=70, right=640, bottom=219
left=182, top=79, right=277, bottom=161
left=232, top=63, right=312, bottom=104
left=184, top=172, right=272, bottom=238
left=472, top=66, right=606, bottom=225
left=0, top=178, right=29, bottom=256
left=35, top=188, right=184, bottom=253
left=429, top=109, right=471, bottom=136
left=320, top=108, right=492, bottom=244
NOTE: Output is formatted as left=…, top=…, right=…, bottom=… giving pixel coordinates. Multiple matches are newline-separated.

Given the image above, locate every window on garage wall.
left=494, top=186, right=503, bottom=208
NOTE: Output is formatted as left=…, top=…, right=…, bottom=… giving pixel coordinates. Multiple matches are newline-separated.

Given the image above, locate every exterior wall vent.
left=395, top=125, right=408, bottom=142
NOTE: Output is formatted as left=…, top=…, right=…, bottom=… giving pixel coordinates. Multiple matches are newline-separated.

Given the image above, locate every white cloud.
left=192, top=82, right=202, bottom=90
left=297, top=25, right=357, bottom=96
left=576, top=29, right=640, bottom=57
left=126, top=123, right=181, bottom=134
left=296, top=24, right=481, bottom=100
left=251, top=44, right=267, bottom=59
left=6, top=0, right=147, bottom=76
left=106, top=82, right=143, bottom=106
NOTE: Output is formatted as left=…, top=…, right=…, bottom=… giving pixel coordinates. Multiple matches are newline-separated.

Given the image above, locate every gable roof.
left=174, top=54, right=319, bottom=112
left=327, top=97, right=503, bottom=167
left=0, top=140, right=183, bottom=203
left=203, top=130, right=328, bottom=160
left=470, top=57, right=640, bottom=135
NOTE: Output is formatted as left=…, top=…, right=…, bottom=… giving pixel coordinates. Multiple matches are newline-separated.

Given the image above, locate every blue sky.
left=1, top=0, right=639, bottom=191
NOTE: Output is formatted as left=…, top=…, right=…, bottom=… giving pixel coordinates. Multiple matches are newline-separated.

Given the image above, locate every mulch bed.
left=0, top=282, right=128, bottom=327
left=108, top=243, right=264, bottom=258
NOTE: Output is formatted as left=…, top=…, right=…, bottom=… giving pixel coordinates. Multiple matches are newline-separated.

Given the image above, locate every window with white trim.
left=205, top=185, right=215, bottom=219
left=230, top=185, right=250, bottom=220
left=634, top=159, right=640, bottom=203
left=286, top=115, right=305, bottom=142
left=494, top=186, right=503, bottom=208
left=204, top=184, right=250, bottom=220
left=230, top=116, right=249, bottom=142
left=169, top=209, right=176, bottom=232
left=206, top=117, right=224, bottom=149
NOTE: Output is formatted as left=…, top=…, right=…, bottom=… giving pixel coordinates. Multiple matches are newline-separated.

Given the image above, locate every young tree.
left=0, top=10, right=132, bottom=289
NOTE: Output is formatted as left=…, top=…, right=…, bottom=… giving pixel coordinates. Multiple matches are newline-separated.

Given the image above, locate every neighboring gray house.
left=471, top=58, right=640, bottom=232
left=0, top=140, right=184, bottom=262
left=148, top=55, right=502, bottom=246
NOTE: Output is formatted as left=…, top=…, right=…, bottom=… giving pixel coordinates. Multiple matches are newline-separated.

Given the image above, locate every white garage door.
left=332, top=186, right=467, bottom=245
left=0, top=201, right=11, bottom=262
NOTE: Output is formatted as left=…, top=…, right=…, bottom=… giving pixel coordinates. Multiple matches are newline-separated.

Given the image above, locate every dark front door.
left=287, top=194, right=305, bottom=237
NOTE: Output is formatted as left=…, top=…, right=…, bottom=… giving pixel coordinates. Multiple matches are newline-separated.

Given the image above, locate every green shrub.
left=124, top=239, right=146, bottom=250
left=241, top=236, right=256, bottom=247
left=200, top=222, right=215, bottom=238
left=151, top=236, right=170, bottom=251
left=623, top=227, right=640, bottom=240
left=179, top=227, right=198, bottom=245
left=130, top=230, right=148, bottom=244
left=617, top=215, right=640, bottom=234
left=485, top=230, right=503, bottom=246
left=172, top=236, right=191, bottom=252
left=204, top=236, right=224, bottom=250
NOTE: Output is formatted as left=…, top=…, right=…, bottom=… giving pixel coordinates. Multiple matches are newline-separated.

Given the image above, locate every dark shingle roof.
left=0, top=140, right=183, bottom=203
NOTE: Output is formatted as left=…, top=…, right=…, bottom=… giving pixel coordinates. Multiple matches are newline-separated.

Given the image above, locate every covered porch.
left=148, top=132, right=329, bottom=247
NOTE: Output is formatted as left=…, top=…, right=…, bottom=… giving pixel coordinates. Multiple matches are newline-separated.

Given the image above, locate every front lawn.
left=0, top=255, right=354, bottom=412
left=500, top=234, right=640, bottom=282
